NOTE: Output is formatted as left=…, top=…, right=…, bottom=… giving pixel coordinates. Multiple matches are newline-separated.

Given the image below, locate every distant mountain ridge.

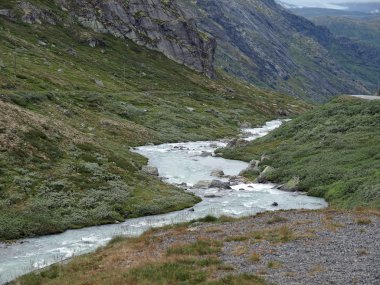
left=179, top=0, right=379, bottom=101
left=1, top=0, right=379, bottom=101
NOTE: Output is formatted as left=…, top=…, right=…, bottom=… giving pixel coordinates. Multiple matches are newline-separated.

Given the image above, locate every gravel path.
left=152, top=209, right=380, bottom=285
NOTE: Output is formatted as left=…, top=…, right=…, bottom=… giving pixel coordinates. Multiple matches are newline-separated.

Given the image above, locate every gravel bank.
left=155, top=209, right=380, bottom=285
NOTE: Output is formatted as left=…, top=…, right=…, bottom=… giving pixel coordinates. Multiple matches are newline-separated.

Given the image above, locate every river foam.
left=0, top=120, right=327, bottom=284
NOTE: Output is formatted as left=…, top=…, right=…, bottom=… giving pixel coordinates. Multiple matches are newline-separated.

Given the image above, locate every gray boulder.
left=193, top=180, right=212, bottom=189
left=200, top=151, right=213, bottom=157
left=142, top=166, right=159, bottom=176
left=210, top=169, right=224, bottom=177
left=209, top=180, right=231, bottom=189
left=239, top=160, right=260, bottom=176
left=226, top=138, right=250, bottom=148
left=279, top=176, right=300, bottom=192
left=257, top=166, right=275, bottom=183
left=0, top=9, right=12, bottom=18
left=193, top=179, right=230, bottom=189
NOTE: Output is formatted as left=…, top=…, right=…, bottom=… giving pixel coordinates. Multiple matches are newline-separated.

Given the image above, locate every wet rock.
left=272, top=202, right=279, bottom=207
left=209, top=143, right=218, bottom=148
left=209, top=180, right=231, bottom=189
left=210, top=169, right=224, bottom=177
left=226, top=138, right=250, bottom=148
left=229, top=175, right=246, bottom=185
left=257, top=166, right=275, bottom=183
left=279, top=176, right=300, bottom=192
left=239, top=159, right=260, bottom=176
left=188, top=208, right=195, bottom=212
left=142, top=166, right=159, bottom=176
left=193, top=179, right=230, bottom=189
left=193, top=180, right=212, bottom=189
left=204, top=194, right=221, bottom=198
left=200, top=151, right=213, bottom=157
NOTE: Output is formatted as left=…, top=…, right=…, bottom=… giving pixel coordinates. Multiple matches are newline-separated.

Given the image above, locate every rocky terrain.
left=0, top=0, right=215, bottom=77
left=2, top=0, right=379, bottom=101
left=16, top=209, right=380, bottom=285
left=179, top=0, right=379, bottom=101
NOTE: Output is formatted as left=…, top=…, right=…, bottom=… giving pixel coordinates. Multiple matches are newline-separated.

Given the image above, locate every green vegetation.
left=0, top=4, right=308, bottom=241
left=17, top=231, right=268, bottom=285
left=220, top=97, right=380, bottom=209
left=167, top=239, right=222, bottom=256
left=312, top=16, right=380, bottom=48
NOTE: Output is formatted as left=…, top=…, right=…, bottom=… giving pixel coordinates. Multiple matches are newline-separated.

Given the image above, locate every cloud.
left=281, top=0, right=380, bottom=9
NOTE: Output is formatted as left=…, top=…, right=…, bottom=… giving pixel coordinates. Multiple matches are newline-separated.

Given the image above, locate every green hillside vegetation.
left=312, top=16, right=380, bottom=48
left=219, top=97, right=380, bottom=209
left=0, top=12, right=309, bottom=241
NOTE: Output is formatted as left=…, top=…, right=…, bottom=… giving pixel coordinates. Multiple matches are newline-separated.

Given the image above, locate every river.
left=0, top=120, right=327, bottom=284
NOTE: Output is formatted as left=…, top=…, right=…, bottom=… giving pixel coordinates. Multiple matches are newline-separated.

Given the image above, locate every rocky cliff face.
left=6, top=0, right=216, bottom=77
left=179, top=0, right=375, bottom=101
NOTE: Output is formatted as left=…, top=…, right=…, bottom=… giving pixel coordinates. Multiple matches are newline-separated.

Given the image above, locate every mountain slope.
left=0, top=0, right=215, bottom=77
left=0, top=1, right=310, bottom=240
left=311, top=16, right=380, bottom=48
left=179, top=0, right=379, bottom=101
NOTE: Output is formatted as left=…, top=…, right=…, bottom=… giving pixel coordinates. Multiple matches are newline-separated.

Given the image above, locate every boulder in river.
left=193, top=179, right=231, bottom=189
left=239, top=159, right=260, bottom=176
left=200, top=151, right=213, bottom=157
left=142, top=166, right=159, bottom=176
left=204, top=194, right=222, bottom=198
left=209, top=180, right=231, bottom=189
left=210, top=169, right=225, bottom=177
left=279, top=176, right=300, bottom=192
left=193, top=180, right=212, bottom=188
left=257, top=166, right=275, bottom=183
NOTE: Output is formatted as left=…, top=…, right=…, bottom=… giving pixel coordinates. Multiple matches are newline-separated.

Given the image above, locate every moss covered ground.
left=219, top=97, right=380, bottom=209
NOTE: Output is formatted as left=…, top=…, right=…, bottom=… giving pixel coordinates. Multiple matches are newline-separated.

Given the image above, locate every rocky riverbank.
left=16, top=209, right=380, bottom=285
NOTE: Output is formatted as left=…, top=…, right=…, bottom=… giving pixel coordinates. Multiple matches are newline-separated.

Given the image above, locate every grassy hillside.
left=312, top=16, right=380, bottom=48
left=0, top=11, right=309, bottom=240
left=219, top=97, right=380, bottom=209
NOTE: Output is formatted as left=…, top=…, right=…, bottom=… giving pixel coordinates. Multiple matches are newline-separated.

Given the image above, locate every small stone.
left=142, top=166, right=159, bottom=176
left=193, top=180, right=212, bottom=189
left=0, top=9, right=12, bottom=18
left=210, top=169, right=225, bottom=177
left=38, top=40, right=48, bottom=46
left=272, top=202, right=279, bottom=207
left=67, top=47, right=77, bottom=56
left=200, top=151, right=213, bottom=157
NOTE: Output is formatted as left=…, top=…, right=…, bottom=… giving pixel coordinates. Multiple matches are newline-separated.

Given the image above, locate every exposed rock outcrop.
left=178, top=0, right=373, bottom=101
left=13, top=0, right=216, bottom=77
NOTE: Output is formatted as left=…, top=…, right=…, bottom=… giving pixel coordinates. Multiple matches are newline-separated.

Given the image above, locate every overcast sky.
left=282, top=0, right=380, bottom=9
